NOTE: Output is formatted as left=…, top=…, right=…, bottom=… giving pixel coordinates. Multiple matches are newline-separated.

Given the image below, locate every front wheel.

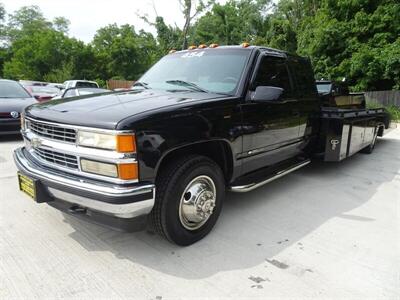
left=151, top=155, right=225, bottom=246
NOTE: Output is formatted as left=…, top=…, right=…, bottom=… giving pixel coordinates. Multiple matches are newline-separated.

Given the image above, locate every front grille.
left=33, top=147, right=79, bottom=170
left=28, top=119, right=76, bottom=143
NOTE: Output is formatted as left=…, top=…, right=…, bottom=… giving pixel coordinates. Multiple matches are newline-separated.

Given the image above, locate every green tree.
left=92, top=24, right=158, bottom=80
left=179, top=0, right=214, bottom=49
left=297, top=0, right=400, bottom=90
left=0, top=3, right=7, bottom=77
left=192, top=0, right=271, bottom=45
left=154, top=16, right=183, bottom=53
left=6, top=5, right=52, bottom=43
left=53, top=16, right=70, bottom=34
left=3, top=29, right=84, bottom=80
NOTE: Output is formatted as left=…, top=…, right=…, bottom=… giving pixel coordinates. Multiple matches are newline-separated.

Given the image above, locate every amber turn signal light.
left=118, top=163, right=138, bottom=180
left=116, top=135, right=136, bottom=153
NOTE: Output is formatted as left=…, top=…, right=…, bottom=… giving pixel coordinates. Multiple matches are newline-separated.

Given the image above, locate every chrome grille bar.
left=28, top=119, right=76, bottom=143
left=34, top=147, right=79, bottom=170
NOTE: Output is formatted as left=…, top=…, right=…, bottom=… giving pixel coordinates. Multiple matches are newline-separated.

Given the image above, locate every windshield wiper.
left=132, top=81, right=150, bottom=89
left=166, top=80, right=209, bottom=93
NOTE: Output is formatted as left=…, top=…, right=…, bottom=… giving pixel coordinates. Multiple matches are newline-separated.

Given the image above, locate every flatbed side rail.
left=320, top=108, right=386, bottom=119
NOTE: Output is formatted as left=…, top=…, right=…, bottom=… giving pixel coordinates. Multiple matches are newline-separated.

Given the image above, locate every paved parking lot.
left=1, top=128, right=399, bottom=299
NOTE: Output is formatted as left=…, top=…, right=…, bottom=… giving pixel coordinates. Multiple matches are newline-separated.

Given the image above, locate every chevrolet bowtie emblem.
left=31, top=138, right=42, bottom=149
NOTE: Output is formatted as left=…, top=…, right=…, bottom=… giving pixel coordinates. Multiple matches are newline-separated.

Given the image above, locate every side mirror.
left=33, top=95, right=40, bottom=100
left=251, top=86, right=284, bottom=102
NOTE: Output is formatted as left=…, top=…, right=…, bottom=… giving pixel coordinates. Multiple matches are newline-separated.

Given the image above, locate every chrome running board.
left=229, top=159, right=311, bottom=193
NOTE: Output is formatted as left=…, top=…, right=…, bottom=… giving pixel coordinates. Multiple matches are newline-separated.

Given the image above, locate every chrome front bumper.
left=14, top=147, right=155, bottom=218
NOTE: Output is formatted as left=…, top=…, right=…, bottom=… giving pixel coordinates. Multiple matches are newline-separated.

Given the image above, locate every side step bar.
left=229, top=159, right=311, bottom=193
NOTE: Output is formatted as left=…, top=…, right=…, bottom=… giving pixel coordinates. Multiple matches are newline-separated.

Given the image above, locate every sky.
left=1, top=0, right=228, bottom=43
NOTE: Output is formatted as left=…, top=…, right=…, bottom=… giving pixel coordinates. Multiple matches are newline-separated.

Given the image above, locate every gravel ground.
left=0, top=128, right=399, bottom=300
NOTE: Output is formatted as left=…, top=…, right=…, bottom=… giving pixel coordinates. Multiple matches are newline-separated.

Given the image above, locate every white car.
left=52, top=87, right=110, bottom=100
left=63, top=80, right=99, bottom=89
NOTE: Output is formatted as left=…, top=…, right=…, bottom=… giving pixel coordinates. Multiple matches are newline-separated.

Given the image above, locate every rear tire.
left=150, top=155, right=225, bottom=246
left=361, top=127, right=378, bottom=154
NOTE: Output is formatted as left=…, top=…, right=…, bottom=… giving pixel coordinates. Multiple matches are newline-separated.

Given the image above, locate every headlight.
left=78, top=131, right=116, bottom=150
left=77, top=131, right=136, bottom=152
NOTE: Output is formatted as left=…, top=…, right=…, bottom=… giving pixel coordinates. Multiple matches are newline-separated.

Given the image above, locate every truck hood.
left=25, top=89, right=225, bottom=129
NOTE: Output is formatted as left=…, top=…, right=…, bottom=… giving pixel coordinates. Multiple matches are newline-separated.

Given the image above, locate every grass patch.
left=367, top=102, right=400, bottom=122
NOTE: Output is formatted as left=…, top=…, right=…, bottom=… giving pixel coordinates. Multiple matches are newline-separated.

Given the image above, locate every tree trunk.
left=181, top=0, right=192, bottom=49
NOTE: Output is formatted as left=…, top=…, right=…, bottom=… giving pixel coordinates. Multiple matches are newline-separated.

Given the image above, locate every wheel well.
left=377, top=124, right=385, bottom=137
left=156, top=141, right=234, bottom=184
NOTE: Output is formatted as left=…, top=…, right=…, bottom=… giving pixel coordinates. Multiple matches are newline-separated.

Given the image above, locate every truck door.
left=240, top=54, right=301, bottom=174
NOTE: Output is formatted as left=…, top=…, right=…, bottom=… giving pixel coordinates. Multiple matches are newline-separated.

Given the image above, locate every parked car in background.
left=47, top=83, right=64, bottom=90
left=52, top=87, right=111, bottom=99
left=19, top=80, right=47, bottom=87
left=0, top=79, right=37, bottom=135
left=25, top=85, right=60, bottom=102
left=63, top=80, right=99, bottom=89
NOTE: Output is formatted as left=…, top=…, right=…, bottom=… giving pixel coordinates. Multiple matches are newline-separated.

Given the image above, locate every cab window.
left=253, top=55, right=293, bottom=97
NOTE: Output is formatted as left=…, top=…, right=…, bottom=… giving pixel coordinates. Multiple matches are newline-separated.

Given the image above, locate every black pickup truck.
left=14, top=45, right=390, bottom=246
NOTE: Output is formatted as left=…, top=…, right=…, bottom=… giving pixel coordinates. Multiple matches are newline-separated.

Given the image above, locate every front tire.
left=151, top=155, right=225, bottom=246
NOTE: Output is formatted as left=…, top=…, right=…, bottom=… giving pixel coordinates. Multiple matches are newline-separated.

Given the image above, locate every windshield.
left=138, top=49, right=250, bottom=94
left=0, top=81, right=31, bottom=98
left=316, top=83, right=332, bottom=94
left=76, top=82, right=98, bottom=88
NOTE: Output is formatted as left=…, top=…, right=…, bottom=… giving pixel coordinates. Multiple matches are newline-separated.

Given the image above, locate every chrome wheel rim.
left=179, top=175, right=217, bottom=230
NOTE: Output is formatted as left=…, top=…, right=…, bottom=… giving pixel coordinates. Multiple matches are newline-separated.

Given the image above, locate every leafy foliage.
left=0, top=0, right=399, bottom=91
left=92, top=24, right=158, bottom=80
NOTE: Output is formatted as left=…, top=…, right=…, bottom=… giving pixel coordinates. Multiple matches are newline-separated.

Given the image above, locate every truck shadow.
left=61, top=136, right=400, bottom=279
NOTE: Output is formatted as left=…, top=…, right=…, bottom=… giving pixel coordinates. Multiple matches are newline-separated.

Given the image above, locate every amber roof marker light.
left=169, top=49, right=177, bottom=54
left=198, top=44, right=207, bottom=49
left=209, top=43, right=219, bottom=48
left=241, top=42, right=250, bottom=48
left=188, top=45, right=197, bottom=50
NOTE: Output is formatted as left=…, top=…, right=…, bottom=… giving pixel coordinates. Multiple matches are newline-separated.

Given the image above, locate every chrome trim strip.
left=14, top=147, right=153, bottom=198
left=238, top=138, right=304, bottom=159
left=229, top=159, right=311, bottom=193
left=47, top=188, right=154, bottom=218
